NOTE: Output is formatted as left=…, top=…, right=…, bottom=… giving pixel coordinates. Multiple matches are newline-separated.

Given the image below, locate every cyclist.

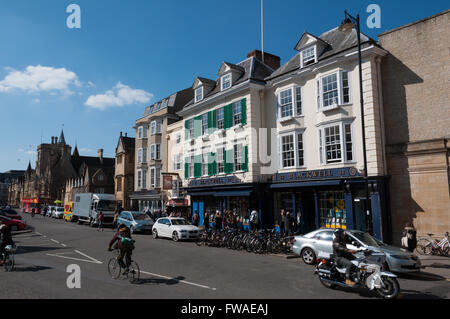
left=107, top=224, right=135, bottom=274
left=332, top=228, right=358, bottom=286
left=0, top=224, right=14, bottom=266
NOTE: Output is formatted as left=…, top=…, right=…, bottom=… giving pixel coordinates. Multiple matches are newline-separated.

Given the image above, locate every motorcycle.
left=314, top=248, right=400, bottom=299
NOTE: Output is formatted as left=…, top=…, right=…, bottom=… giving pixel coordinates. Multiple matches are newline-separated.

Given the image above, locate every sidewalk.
left=417, top=255, right=450, bottom=279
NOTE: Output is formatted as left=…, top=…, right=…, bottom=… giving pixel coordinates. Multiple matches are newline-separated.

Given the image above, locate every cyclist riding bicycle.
left=0, top=224, right=14, bottom=266
left=107, top=224, right=135, bottom=274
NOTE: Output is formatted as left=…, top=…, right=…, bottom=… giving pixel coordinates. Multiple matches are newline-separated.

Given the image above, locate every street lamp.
left=339, top=11, right=372, bottom=234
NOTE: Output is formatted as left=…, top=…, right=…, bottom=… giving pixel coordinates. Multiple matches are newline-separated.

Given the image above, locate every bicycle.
left=415, top=232, right=449, bottom=256
left=1, top=244, right=17, bottom=272
left=107, top=249, right=140, bottom=283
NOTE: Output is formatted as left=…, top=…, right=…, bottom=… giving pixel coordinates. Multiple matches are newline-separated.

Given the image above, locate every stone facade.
left=115, top=132, right=135, bottom=210
left=379, top=10, right=450, bottom=242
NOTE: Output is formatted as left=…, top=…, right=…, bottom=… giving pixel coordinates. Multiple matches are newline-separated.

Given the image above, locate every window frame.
left=173, top=154, right=182, bottom=171
left=216, top=147, right=225, bottom=174
left=221, top=73, right=232, bottom=91
left=202, top=152, right=209, bottom=176
left=317, top=70, right=352, bottom=112
left=277, top=86, right=303, bottom=120
left=195, top=87, right=203, bottom=103
left=201, top=113, right=208, bottom=136
left=301, top=45, right=317, bottom=68
left=233, top=101, right=242, bottom=126
left=318, top=121, right=355, bottom=165
left=188, top=155, right=195, bottom=178
left=138, top=148, right=143, bottom=164
left=233, top=143, right=244, bottom=172
left=278, top=130, right=306, bottom=169
left=216, top=107, right=224, bottom=130
left=138, top=126, right=143, bottom=139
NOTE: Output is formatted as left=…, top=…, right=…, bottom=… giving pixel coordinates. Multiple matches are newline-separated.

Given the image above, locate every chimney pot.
left=120, top=132, right=123, bottom=137
left=51, top=137, right=54, bottom=144
left=98, top=149, right=104, bottom=164
left=125, top=133, right=128, bottom=137
left=55, top=137, right=58, bottom=144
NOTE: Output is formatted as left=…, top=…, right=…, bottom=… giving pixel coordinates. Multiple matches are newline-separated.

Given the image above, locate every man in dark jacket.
left=108, top=224, right=134, bottom=273
left=0, top=224, right=14, bottom=265
left=332, top=229, right=357, bottom=286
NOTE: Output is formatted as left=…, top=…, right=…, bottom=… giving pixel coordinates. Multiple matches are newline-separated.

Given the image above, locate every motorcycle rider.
left=0, top=224, right=14, bottom=266
left=333, top=228, right=358, bottom=286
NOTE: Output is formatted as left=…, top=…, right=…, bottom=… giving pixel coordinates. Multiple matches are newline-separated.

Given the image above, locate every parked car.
left=0, top=215, right=27, bottom=231
left=46, top=206, right=56, bottom=217
left=152, top=217, right=200, bottom=242
left=292, top=229, right=421, bottom=273
left=0, top=208, right=22, bottom=220
left=117, top=211, right=154, bottom=234
left=52, top=207, right=65, bottom=219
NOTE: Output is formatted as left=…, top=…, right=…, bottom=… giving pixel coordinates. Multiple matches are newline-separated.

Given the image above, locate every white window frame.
left=195, top=87, right=203, bottom=103
left=202, top=152, right=209, bottom=176
left=188, top=119, right=194, bottom=139
left=318, top=121, right=354, bottom=165
left=151, top=121, right=156, bottom=135
left=216, top=147, right=225, bottom=174
left=155, top=144, right=161, bottom=160
left=173, top=154, right=182, bottom=171
left=277, top=86, right=303, bottom=120
left=138, top=148, right=143, bottom=164
left=188, top=155, right=195, bottom=178
left=142, top=168, right=147, bottom=189
left=221, top=73, right=232, bottom=91
left=301, top=45, right=317, bottom=68
left=317, top=70, right=352, bottom=112
left=138, top=127, right=143, bottom=139
left=150, top=144, right=155, bottom=160
left=150, top=167, right=155, bottom=188
left=216, top=108, right=224, bottom=130
left=156, top=120, right=162, bottom=134
left=278, top=130, right=306, bottom=169
left=142, top=147, right=147, bottom=163
left=233, top=101, right=242, bottom=126
left=202, top=113, right=208, bottom=136
left=234, top=143, right=244, bottom=172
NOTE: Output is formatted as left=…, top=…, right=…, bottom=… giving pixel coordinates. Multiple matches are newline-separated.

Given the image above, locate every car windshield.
left=351, top=232, right=380, bottom=247
left=171, top=219, right=189, bottom=225
left=132, top=213, right=151, bottom=221
left=57, top=208, right=64, bottom=212
left=97, top=200, right=116, bottom=211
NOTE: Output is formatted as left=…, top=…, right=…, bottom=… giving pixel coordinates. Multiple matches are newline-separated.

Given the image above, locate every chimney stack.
left=125, top=133, right=128, bottom=137
left=120, top=132, right=123, bottom=137
left=247, top=50, right=281, bottom=70
left=51, top=137, right=54, bottom=144
left=98, top=149, right=104, bottom=165
left=55, top=137, right=58, bottom=144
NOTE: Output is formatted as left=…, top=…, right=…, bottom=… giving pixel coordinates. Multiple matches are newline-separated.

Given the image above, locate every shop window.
left=319, top=191, right=346, bottom=229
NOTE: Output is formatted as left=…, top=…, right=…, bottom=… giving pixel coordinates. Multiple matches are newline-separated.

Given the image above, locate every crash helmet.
left=0, top=224, right=8, bottom=231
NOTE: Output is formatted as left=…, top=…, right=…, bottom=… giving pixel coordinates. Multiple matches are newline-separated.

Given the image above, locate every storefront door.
left=353, top=198, right=367, bottom=232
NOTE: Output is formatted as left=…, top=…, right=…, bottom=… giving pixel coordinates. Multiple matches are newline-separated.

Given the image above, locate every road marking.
left=35, top=232, right=42, bottom=236
left=74, top=250, right=103, bottom=264
left=61, top=243, right=67, bottom=247
left=50, top=239, right=60, bottom=244
left=140, top=270, right=217, bottom=291
left=46, top=250, right=103, bottom=265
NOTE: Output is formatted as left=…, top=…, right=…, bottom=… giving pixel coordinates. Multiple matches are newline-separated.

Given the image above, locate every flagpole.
left=261, top=0, right=264, bottom=62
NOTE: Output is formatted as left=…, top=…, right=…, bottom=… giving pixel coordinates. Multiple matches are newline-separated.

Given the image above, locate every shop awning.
left=270, top=180, right=342, bottom=189
left=213, top=190, right=252, bottom=197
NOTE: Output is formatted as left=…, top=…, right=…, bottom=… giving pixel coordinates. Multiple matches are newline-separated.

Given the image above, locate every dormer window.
left=195, top=87, right=203, bottom=103
left=301, top=46, right=316, bottom=67
left=221, top=73, right=232, bottom=91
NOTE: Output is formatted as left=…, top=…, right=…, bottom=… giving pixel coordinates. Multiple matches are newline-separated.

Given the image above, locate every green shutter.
left=224, top=149, right=234, bottom=174
left=184, top=158, right=189, bottom=179
left=243, top=146, right=248, bottom=172
left=194, top=154, right=202, bottom=178
left=224, top=104, right=233, bottom=129
left=241, top=98, right=247, bottom=126
left=207, top=111, right=213, bottom=134
left=208, top=152, right=216, bottom=176
left=185, top=120, right=189, bottom=140
left=194, top=115, right=202, bottom=138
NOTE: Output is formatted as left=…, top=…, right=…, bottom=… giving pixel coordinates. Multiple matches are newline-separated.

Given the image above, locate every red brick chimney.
left=247, top=50, right=280, bottom=70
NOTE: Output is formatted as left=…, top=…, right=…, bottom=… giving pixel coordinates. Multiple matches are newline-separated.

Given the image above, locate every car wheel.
left=172, top=231, right=179, bottom=242
left=301, top=247, right=316, bottom=265
left=152, top=229, right=158, bottom=239
left=130, top=226, right=134, bottom=234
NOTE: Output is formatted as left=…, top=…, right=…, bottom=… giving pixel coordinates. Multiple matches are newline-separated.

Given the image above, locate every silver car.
left=292, top=229, right=421, bottom=273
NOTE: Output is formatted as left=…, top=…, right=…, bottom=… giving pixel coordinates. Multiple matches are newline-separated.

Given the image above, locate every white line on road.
left=140, top=270, right=217, bottom=291
left=50, top=239, right=60, bottom=244
left=46, top=253, right=103, bottom=264
left=61, top=243, right=67, bottom=247
left=74, top=250, right=103, bottom=264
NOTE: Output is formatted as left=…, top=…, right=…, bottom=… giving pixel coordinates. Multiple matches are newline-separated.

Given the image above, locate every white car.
left=152, top=217, right=200, bottom=242
left=52, top=207, right=64, bottom=219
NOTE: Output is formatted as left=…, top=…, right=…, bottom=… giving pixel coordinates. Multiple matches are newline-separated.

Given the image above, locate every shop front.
left=186, top=176, right=271, bottom=229
left=271, top=167, right=391, bottom=241
left=130, top=190, right=164, bottom=214
left=166, top=198, right=190, bottom=218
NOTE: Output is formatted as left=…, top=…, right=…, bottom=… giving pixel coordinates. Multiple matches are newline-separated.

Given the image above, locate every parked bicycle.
left=415, top=232, right=449, bottom=256
left=107, top=249, right=140, bottom=283
left=1, top=244, right=17, bottom=272
left=196, top=228, right=296, bottom=254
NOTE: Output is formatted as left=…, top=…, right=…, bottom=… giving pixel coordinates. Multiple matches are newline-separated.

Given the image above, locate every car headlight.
left=391, top=255, right=411, bottom=260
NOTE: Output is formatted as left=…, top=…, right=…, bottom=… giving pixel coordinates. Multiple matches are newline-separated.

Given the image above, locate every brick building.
left=115, top=132, right=135, bottom=210
left=378, top=10, right=450, bottom=242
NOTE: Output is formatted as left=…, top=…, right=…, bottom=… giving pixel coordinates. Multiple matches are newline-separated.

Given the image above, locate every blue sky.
left=0, top=0, right=448, bottom=172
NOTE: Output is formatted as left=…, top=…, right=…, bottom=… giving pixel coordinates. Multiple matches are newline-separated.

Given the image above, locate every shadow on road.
left=12, top=265, right=53, bottom=272
left=16, top=246, right=62, bottom=255
left=399, top=289, right=444, bottom=299
left=424, top=263, right=450, bottom=270
left=135, top=275, right=186, bottom=286
left=397, top=272, right=447, bottom=282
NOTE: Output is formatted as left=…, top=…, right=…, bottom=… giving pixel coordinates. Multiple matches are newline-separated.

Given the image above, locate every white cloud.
left=85, top=82, right=153, bottom=110
left=18, top=148, right=36, bottom=155
left=79, top=148, right=94, bottom=154
left=0, top=65, right=81, bottom=94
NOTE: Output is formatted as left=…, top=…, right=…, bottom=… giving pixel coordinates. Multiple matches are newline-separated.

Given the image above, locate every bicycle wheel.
left=441, top=241, right=449, bottom=256
left=128, top=261, right=140, bottom=284
left=415, top=238, right=433, bottom=255
left=4, top=255, right=14, bottom=272
left=108, top=258, right=121, bottom=279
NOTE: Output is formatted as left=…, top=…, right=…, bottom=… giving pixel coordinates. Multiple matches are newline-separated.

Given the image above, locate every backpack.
left=120, top=236, right=135, bottom=248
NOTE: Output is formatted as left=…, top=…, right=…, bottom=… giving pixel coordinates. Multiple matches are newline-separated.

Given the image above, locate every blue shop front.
left=186, top=176, right=272, bottom=229
left=270, top=167, right=391, bottom=241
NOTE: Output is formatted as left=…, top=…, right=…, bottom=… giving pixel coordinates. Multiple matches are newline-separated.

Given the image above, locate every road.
left=1, top=212, right=449, bottom=299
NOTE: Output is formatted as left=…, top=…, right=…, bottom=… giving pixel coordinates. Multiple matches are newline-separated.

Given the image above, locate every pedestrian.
left=285, top=211, right=292, bottom=236
left=31, top=207, right=35, bottom=218
left=193, top=211, right=199, bottom=226
left=113, top=206, right=121, bottom=230
left=97, top=212, right=104, bottom=232
left=215, top=211, right=222, bottom=230
left=250, top=210, right=259, bottom=232
left=203, top=212, right=209, bottom=231
left=280, top=210, right=285, bottom=236
left=401, top=221, right=417, bottom=253
left=222, top=213, right=228, bottom=229
left=296, top=211, right=301, bottom=233
left=43, top=206, right=48, bottom=218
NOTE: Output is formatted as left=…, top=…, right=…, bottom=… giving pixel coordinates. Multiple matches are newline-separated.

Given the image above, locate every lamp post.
left=339, top=11, right=372, bottom=234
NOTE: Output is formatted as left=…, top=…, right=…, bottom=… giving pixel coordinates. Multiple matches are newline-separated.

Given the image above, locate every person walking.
left=280, top=210, right=285, bottom=236
left=97, top=212, right=104, bottom=232
left=193, top=211, right=199, bottom=226
left=401, top=221, right=417, bottom=253
left=284, top=211, right=292, bottom=236
left=215, top=211, right=222, bottom=230
left=31, top=207, right=35, bottom=218
left=203, top=212, right=209, bottom=231
left=250, top=210, right=259, bottom=232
